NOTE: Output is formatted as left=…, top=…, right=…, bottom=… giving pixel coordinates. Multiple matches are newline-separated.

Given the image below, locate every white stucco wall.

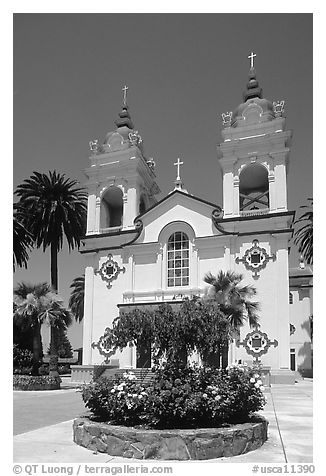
left=289, top=287, right=312, bottom=374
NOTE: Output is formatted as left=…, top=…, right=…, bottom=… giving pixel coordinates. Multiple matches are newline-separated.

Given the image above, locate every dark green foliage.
left=13, top=375, right=61, bottom=390
left=69, top=275, right=85, bottom=323
left=15, top=171, right=87, bottom=376
left=47, top=328, right=73, bottom=358
left=13, top=344, right=33, bottom=373
left=13, top=203, right=34, bottom=271
left=203, top=270, right=260, bottom=329
left=13, top=320, right=35, bottom=353
left=14, top=282, right=72, bottom=376
left=294, top=198, right=313, bottom=265
left=82, top=372, right=148, bottom=425
left=14, top=170, right=87, bottom=256
left=81, top=364, right=266, bottom=429
left=38, top=364, right=71, bottom=375
left=100, top=298, right=232, bottom=365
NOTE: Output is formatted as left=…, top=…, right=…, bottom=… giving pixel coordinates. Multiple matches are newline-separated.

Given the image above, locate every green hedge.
left=13, top=375, right=61, bottom=391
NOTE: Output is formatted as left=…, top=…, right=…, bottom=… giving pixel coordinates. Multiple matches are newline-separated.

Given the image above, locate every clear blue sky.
left=13, top=13, right=313, bottom=349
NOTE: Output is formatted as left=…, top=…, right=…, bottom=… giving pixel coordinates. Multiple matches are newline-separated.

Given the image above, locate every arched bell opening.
left=139, top=194, right=147, bottom=215
left=239, top=163, right=269, bottom=213
left=100, top=186, right=123, bottom=229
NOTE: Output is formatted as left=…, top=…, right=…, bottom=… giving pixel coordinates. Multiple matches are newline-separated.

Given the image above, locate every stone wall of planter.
left=73, top=416, right=268, bottom=460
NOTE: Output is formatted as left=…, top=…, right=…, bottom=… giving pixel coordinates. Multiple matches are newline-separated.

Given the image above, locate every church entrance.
left=136, top=341, right=151, bottom=368
left=203, top=345, right=228, bottom=369
left=118, top=302, right=229, bottom=369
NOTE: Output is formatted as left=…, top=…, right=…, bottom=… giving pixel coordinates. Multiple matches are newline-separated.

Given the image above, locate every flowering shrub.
left=81, top=365, right=266, bottom=429
left=82, top=371, right=149, bottom=425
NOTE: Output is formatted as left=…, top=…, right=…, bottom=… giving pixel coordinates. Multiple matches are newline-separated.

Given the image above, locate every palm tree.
left=14, top=282, right=72, bottom=376
left=203, top=270, right=260, bottom=367
left=68, top=275, right=85, bottom=323
left=294, top=198, right=313, bottom=265
left=13, top=204, right=34, bottom=271
left=14, top=170, right=87, bottom=374
left=204, top=270, right=259, bottom=329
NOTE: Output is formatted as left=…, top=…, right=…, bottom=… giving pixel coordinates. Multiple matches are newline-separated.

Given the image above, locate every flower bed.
left=75, top=363, right=268, bottom=459
left=81, top=363, right=266, bottom=429
left=13, top=375, right=61, bottom=391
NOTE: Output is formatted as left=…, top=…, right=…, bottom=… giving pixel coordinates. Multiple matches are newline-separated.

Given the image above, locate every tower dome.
left=231, top=67, right=275, bottom=128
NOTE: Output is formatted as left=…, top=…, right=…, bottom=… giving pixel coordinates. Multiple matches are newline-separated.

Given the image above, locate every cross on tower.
left=122, top=85, right=129, bottom=106
left=248, top=51, right=257, bottom=69
left=174, top=158, right=184, bottom=181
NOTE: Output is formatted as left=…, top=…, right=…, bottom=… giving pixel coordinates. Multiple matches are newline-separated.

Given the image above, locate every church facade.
left=75, top=60, right=312, bottom=384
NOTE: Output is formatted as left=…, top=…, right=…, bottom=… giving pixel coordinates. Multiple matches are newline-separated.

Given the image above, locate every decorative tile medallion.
left=92, top=329, right=115, bottom=364
left=96, top=254, right=125, bottom=289
left=235, top=239, right=276, bottom=278
left=236, top=329, right=278, bottom=364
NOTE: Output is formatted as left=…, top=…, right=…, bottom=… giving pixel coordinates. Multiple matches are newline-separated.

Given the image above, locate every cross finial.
left=248, top=51, right=257, bottom=69
left=174, top=158, right=184, bottom=181
left=122, top=85, right=129, bottom=107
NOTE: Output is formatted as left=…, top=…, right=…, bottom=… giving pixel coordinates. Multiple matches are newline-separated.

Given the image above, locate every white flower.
left=250, top=378, right=256, bottom=383
left=254, top=373, right=260, bottom=378
left=203, top=393, right=208, bottom=398
left=260, top=386, right=265, bottom=391
left=254, top=382, right=260, bottom=388
left=257, top=380, right=263, bottom=386
left=124, top=372, right=137, bottom=381
left=215, top=395, right=221, bottom=401
left=110, top=389, right=116, bottom=393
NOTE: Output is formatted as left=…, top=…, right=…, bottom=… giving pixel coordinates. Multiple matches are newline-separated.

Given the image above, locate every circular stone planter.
left=73, top=415, right=268, bottom=460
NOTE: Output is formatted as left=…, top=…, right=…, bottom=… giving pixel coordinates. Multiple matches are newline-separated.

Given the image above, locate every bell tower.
left=217, top=55, right=295, bottom=380
left=84, top=86, right=160, bottom=236
left=218, top=54, right=292, bottom=219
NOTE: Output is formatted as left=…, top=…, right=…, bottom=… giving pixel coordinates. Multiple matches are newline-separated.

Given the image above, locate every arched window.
left=239, top=163, right=269, bottom=213
left=167, top=232, right=189, bottom=287
left=139, top=195, right=146, bottom=215
left=100, top=186, right=123, bottom=229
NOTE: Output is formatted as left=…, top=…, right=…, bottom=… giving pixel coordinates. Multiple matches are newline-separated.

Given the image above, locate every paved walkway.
left=13, top=379, right=313, bottom=463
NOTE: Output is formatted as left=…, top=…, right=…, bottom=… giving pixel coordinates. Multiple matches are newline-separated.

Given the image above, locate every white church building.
left=73, top=57, right=312, bottom=384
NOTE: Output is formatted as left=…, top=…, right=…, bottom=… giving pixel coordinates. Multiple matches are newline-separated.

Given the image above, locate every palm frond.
left=203, top=270, right=260, bottom=330
left=68, top=275, right=85, bottom=322
left=14, top=170, right=87, bottom=253
left=294, top=198, right=313, bottom=264
left=13, top=205, right=34, bottom=270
